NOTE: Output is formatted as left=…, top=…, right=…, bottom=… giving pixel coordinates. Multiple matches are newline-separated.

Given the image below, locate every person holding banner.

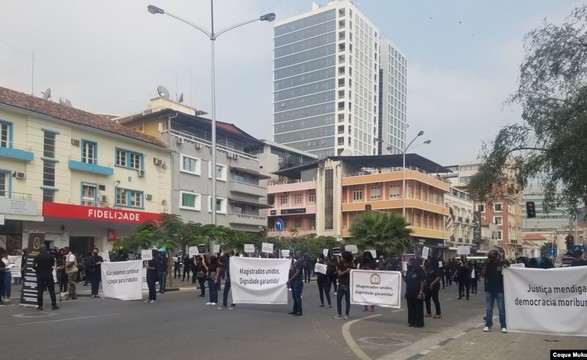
left=404, top=258, right=425, bottom=327
left=88, top=248, right=104, bottom=298
left=287, top=250, right=305, bottom=316
left=144, top=249, right=159, bottom=304
left=360, top=251, right=377, bottom=312
left=334, top=251, right=353, bottom=320
left=480, top=250, right=509, bottom=333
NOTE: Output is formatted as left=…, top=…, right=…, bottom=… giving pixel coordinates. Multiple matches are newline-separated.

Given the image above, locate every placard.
left=422, top=246, right=430, bottom=259
left=457, top=246, right=471, bottom=255
left=212, top=244, right=220, bottom=254
left=244, top=244, right=255, bottom=253
left=345, top=244, right=358, bottom=254
left=188, top=246, right=199, bottom=257
left=141, top=249, right=152, bottom=260
left=261, top=242, right=273, bottom=253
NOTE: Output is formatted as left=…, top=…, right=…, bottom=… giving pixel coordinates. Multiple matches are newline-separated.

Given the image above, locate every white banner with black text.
left=230, top=257, right=290, bottom=305
left=350, top=270, right=402, bottom=309
left=504, top=267, right=587, bottom=336
left=101, top=260, right=143, bottom=301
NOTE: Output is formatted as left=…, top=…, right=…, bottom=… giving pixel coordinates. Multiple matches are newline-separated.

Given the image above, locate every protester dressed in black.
left=32, top=245, right=59, bottom=310
left=334, top=251, right=353, bottom=320
left=424, top=259, right=442, bottom=318
left=315, top=254, right=332, bottom=308
left=88, top=248, right=104, bottom=298
left=144, top=250, right=159, bottom=303
left=404, top=258, right=425, bottom=327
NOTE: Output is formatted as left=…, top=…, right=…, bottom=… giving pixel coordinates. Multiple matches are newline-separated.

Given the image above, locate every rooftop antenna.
left=156, top=85, right=170, bottom=100
left=59, top=97, right=72, bottom=107
left=42, top=88, right=51, bottom=100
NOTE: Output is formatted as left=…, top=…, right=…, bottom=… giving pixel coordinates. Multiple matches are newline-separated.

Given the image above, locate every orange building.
left=269, top=154, right=451, bottom=257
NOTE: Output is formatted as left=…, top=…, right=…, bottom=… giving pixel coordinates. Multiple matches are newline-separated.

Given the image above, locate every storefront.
left=24, top=203, right=162, bottom=256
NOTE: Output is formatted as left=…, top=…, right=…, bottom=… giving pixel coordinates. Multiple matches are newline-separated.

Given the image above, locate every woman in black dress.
left=404, top=258, right=425, bottom=327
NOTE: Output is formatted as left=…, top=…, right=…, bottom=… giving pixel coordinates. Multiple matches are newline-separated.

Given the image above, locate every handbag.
left=65, top=264, right=78, bottom=274
left=196, top=271, right=206, bottom=279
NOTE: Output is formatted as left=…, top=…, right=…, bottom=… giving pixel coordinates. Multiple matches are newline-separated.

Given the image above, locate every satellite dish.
left=178, top=93, right=184, bottom=103
left=59, top=97, right=72, bottom=107
left=42, top=88, right=51, bottom=100
left=156, top=85, right=170, bottom=99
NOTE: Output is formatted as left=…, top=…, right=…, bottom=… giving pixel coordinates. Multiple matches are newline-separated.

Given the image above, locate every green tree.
left=348, top=211, right=413, bottom=255
left=468, top=6, right=587, bottom=216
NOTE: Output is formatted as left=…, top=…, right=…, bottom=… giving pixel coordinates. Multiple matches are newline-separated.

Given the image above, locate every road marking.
left=16, top=313, right=119, bottom=326
left=342, top=314, right=381, bottom=360
left=451, top=332, right=466, bottom=339
left=391, top=309, right=404, bottom=313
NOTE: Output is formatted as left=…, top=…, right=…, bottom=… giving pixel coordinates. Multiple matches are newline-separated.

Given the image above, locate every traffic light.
left=526, top=201, right=536, bottom=218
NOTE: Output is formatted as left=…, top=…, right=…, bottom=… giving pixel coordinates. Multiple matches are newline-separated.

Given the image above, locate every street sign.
left=275, top=218, right=284, bottom=232
left=550, top=248, right=557, bottom=256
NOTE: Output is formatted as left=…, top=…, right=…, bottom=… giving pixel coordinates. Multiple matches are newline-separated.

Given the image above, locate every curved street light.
left=148, top=3, right=275, bottom=225
left=402, top=131, right=431, bottom=218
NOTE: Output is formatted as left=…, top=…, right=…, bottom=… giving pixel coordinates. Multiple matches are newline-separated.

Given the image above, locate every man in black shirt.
left=287, top=251, right=304, bottom=316
left=33, top=245, right=59, bottom=310
left=481, top=250, right=508, bottom=333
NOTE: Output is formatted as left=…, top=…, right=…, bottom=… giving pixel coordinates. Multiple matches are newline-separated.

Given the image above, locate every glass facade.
left=273, top=2, right=380, bottom=158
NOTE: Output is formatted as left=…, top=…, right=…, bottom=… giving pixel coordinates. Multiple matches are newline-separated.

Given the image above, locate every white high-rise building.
left=379, top=39, right=407, bottom=155
left=273, top=0, right=382, bottom=158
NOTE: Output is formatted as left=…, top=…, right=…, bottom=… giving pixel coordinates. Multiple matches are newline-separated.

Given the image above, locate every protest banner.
left=504, top=267, right=587, bottom=336
left=350, top=269, right=402, bottom=309
left=230, top=257, right=290, bottom=304
left=101, top=260, right=143, bottom=300
left=8, top=255, right=22, bottom=279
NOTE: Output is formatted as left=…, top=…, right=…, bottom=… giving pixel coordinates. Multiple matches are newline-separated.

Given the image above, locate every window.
left=494, top=203, right=502, bottom=212
left=370, top=184, right=381, bottom=200
left=494, top=216, right=503, bottom=225
left=0, top=171, right=7, bottom=197
left=207, top=162, right=227, bottom=181
left=180, top=154, right=201, bottom=175
left=81, top=184, right=97, bottom=206
left=82, top=141, right=97, bottom=164
left=477, top=204, right=485, bottom=212
left=0, top=121, right=10, bottom=147
left=389, top=184, right=400, bottom=199
left=208, top=196, right=227, bottom=214
left=280, top=195, right=288, bottom=205
left=43, top=131, right=56, bottom=158
left=294, top=218, right=302, bottom=228
left=352, top=187, right=363, bottom=201
left=294, top=194, right=303, bottom=205
left=116, top=188, right=143, bottom=208
left=496, top=230, right=503, bottom=240
left=116, top=148, right=143, bottom=170
left=180, top=191, right=201, bottom=211
left=308, top=190, right=316, bottom=203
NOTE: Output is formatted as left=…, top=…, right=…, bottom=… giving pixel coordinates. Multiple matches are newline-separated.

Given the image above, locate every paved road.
left=0, top=281, right=583, bottom=360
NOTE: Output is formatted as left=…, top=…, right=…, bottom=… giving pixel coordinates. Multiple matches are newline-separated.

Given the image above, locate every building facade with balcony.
left=115, top=97, right=270, bottom=233
left=271, top=154, right=451, bottom=257
left=444, top=187, right=476, bottom=258
left=0, top=86, right=171, bottom=255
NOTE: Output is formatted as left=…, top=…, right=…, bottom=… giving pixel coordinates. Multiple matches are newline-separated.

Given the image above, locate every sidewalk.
left=407, top=321, right=586, bottom=360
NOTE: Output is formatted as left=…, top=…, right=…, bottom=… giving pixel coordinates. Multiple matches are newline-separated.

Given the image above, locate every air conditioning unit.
left=231, top=152, right=238, bottom=159
left=100, top=195, right=108, bottom=203
left=146, top=194, right=153, bottom=201
left=177, top=137, right=185, bottom=144
left=138, top=169, right=145, bottom=177
left=13, top=172, right=25, bottom=180
left=195, top=143, right=202, bottom=149
left=71, top=139, right=80, bottom=146
left=153, top=158, right=163, bottom=166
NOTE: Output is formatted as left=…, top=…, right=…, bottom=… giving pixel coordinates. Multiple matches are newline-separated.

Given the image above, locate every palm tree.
left=348, top=211, right=413, bottom=256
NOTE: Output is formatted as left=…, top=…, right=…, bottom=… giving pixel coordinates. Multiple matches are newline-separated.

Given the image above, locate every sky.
left=0, top=0, right=584, bottom=166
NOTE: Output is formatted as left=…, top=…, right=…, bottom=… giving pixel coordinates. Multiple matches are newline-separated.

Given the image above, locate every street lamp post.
left=148, top=3, right=275, bottom=225
left=402, top=130, right=431, bottom=218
